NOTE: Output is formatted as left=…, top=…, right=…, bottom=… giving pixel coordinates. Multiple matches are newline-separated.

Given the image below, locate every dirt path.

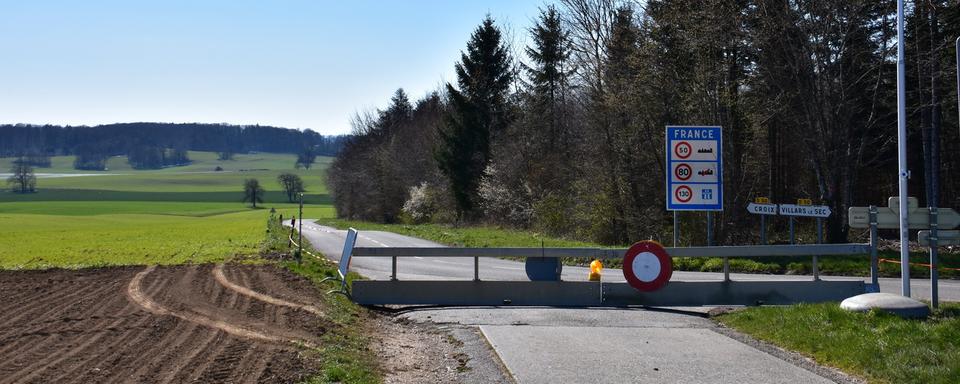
left=0, top=264, right=327, bottom=384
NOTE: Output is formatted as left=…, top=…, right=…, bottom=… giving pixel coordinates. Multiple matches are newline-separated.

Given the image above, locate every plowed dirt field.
left=0, top=264, right=328, bottom=383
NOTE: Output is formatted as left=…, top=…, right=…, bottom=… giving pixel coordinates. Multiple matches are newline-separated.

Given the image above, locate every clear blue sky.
left=0, top=1, right=553, bottom=135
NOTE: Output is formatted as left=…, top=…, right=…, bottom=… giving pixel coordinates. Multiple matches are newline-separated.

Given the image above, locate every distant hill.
left=0, top=123, right=348, bottom=158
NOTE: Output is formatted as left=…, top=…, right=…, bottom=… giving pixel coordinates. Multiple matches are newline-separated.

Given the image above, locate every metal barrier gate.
left=332, top=229, right=876, bottom=307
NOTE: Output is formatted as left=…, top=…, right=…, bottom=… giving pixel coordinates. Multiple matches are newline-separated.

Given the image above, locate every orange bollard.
left=588, top=259, right=603, bottom=281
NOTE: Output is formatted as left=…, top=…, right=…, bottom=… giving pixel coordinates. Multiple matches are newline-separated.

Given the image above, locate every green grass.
left=261, top=217, right=378, bottom=384
left=717, top=302, right=960, bottom=383
left=0, top=152, right=333, bottom=196
left=0, top=151, right=333, bottom=175
left=285, top=259, right=379, bottom=384
left=0, top=202, right=334, bottom=269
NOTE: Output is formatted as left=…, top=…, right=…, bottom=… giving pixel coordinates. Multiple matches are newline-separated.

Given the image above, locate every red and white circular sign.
left=622, top=241, right=672, bottom=292
left=674, top=185, right=692, bottom=203
left=674, top=141, right=692, bottom=159
left=674, top=163, right=692, bottom=181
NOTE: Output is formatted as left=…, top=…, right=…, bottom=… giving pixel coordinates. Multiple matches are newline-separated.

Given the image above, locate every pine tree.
left=526, top=5, right=572, bottom=152
left=436, top=16, right=513, bottom=216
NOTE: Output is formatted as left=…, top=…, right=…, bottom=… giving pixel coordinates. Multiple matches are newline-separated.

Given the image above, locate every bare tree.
left=7, top=158, right=36, bottom=193
left=277, top=173, right=305, bottom=203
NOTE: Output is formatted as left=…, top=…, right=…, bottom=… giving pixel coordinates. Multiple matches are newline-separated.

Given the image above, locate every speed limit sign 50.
left=622, top=241, right=672, bottom=292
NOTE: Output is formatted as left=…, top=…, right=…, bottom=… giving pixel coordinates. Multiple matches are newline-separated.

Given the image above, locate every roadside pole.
left=760, top=214, right=767, bottom=245
left=930, top=207, right=939, bottom=307
left=815, top=216, right=822, bottom=281
left=673, top=211, right=679, bottom=247
left=706, top=212, right=713, bottom=247
left=298, top=192, right=303, bottom=264
left=789, top=217, right=795, bottom=245
left=869, top=206, right=879, bottom=287
left=896, top=0, right=911, bottom=297
left=747, top=198, right=775, bottom=245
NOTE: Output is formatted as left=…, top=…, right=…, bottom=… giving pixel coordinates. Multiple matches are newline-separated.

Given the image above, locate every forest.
left=1, top=122, right=346, bottom=170
left=328, top=0, right=960, bottom=246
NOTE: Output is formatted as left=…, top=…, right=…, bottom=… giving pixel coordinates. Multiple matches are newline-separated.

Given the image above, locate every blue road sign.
left=666, top=126, right=723, bottom=211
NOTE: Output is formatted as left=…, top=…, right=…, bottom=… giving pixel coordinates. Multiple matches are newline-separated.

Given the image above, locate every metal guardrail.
left=352, top=242, right=873, bottom=283
left=337, top=229, right=876, bottom=306
left=351, top=243, right=870, bottom=258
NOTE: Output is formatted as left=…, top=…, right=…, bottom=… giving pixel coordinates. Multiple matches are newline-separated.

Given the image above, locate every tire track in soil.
left=0, top=265, right=325, bottom=384
left=214, top=263, right=326, bottom=317
left=57, top=271, right=183, bottom=384
left=0, top=266, right=329, bottom=383
left=127, top=265, right=288, bottom=344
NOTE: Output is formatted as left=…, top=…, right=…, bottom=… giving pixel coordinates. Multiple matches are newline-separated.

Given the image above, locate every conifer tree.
left=436, top=16, right=513, bottom=216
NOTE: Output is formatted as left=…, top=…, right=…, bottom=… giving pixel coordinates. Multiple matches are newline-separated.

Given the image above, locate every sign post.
left=746, top=197, right=776, bottom=244
left=666, top=126, right=723, bottom=278
left=779, top=201, right=831, bottom=280
left=851, top=197, right=960, bottom=306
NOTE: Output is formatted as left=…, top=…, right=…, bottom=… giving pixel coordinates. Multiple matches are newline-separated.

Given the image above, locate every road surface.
left=294, top=221, right=956, bottom=383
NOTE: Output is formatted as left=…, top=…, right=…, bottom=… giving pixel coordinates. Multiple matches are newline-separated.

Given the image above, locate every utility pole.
left=896, top=0, right=910, bottom=297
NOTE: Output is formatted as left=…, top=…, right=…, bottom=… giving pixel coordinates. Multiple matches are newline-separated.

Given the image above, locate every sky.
left=0, top=1, right=553, bottom=135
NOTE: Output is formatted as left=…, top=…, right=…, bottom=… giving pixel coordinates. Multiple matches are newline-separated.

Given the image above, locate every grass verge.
left=263, top=214, right=380, bottom=384
left=716, top=302, right=960, bottom=383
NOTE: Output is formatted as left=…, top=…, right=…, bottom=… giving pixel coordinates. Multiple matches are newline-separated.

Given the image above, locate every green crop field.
left=0, top=151, right=335, bottom=269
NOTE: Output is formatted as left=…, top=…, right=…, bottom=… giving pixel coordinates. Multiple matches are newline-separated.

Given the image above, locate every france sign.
left=666, top=126, right=722, bottom=211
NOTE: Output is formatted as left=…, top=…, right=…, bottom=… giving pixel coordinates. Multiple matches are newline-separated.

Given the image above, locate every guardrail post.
left=723, top=257, right=730, bottom=282
left=814, top=217, right=822, bottom=281
left=474, top=257, right=479, bottom=281
left=869, top=206, right=879, bottom=287
left=391, top=256, right=397, bottom=281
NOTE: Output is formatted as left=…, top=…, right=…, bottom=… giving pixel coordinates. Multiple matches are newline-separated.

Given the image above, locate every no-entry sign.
left=622, top=241, right=672, bottom=292
left=666, top=126, right=722, bottom=211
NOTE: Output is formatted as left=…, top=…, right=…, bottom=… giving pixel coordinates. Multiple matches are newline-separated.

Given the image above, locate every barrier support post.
left=391, top=256, right=398, bottom=281
left=814, top=217, right=822, bottom=281
left=869, top=206, right=879, bottom=287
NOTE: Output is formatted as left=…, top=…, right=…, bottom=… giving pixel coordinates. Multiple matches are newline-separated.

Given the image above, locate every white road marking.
left=358, top=234, right=390, bottom=247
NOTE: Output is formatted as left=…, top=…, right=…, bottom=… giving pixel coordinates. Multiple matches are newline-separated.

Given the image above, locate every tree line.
left=1, top=122, right=347, bottom=170
left=333, top=0, right=958, bottom=246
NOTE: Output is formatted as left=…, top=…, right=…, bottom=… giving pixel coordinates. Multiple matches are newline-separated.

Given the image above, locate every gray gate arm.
left=350, top=243, right=870, bottom=259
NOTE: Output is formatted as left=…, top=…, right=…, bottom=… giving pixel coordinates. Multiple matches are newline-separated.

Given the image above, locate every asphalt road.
left=289, top=222, right=960, bottom=383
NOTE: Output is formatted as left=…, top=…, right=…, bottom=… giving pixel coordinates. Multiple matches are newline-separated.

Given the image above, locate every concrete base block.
left=840, top=292, right=930, bottom=318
